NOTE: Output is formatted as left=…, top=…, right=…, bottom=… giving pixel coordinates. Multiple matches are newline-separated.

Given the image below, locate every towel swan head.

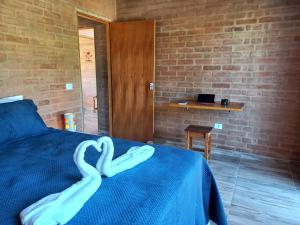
left=73, top=140, right=102, bottom=177
left=96, top=136, right=114, bottom=174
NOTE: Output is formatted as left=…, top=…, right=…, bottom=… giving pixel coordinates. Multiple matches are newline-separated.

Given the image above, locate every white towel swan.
left=20, top=140, right=102, bottom=225
left=96, top=136, right=155, bottom=177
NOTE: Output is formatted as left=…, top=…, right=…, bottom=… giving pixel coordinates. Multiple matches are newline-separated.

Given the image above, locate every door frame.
left=76, top=10, right=112, bottom=135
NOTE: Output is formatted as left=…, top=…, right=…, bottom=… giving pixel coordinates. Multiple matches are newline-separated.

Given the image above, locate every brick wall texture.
left=117, top=0, right=300, bottom=160
left=0, top=0, right=116, bottom=130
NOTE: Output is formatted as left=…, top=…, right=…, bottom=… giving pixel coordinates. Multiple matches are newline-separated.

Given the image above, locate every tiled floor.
left=208, top=149, right=300, bottom=225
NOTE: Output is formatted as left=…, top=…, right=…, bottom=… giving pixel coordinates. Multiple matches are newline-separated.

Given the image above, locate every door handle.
left=149, top=82, right=155, bottom=91
left=93, top=96, right=98, bottom=112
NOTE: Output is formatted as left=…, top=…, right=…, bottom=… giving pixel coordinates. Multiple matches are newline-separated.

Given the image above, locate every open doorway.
left=77, top=15, right=110, bottom=135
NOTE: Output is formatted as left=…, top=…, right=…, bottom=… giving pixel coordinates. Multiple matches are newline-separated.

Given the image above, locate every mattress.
left=0, top=129, right=227, bottom=225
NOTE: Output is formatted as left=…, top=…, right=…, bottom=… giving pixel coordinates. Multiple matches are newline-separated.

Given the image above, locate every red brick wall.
left=117, top=0, right=300, bottom=160
left=0, top=0, right=116, bottom=130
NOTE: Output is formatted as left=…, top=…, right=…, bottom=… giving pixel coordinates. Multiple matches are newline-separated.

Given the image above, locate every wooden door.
left=110, top=20, right=155, bottom=142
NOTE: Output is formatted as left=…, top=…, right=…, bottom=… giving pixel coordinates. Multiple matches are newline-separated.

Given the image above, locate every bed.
left=0, top=99, right=227, bottom=225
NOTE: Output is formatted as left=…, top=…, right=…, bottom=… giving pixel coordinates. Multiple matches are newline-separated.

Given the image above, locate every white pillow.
left=0, top=95, right=24, bottom=104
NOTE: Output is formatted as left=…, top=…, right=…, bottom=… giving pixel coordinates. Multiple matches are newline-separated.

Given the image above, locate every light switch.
left=214, top=123, right=223, bottom=130
left=66, top=83, right=73, bottom=91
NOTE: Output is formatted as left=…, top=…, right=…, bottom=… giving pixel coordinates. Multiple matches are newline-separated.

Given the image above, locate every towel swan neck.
left=96, top=136, right=114, bottom=175
left=74, top=140, right=101, bottom=177
left=20, top=140, right=102, bottom=225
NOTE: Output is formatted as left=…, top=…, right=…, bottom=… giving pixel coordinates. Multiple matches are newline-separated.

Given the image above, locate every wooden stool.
left=184, top=125, right=213, bottom=160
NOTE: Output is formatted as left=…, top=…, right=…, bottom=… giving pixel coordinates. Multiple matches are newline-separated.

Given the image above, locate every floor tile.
left=235, top=177, right=300, bottom=203
left=228, top=205, right=266, bottom=225
left=237, top=165, right=295, bottom=189
left=231, top=188, right=300, bottom=222
left=240, top=154, right=291, bottom=173
left=206, top=149, right=300, bottom=225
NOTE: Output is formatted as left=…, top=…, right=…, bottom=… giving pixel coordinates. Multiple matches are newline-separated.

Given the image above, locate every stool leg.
left=185, top=132, right=192, bottom=149
left=188, top=136, right=192, bottom=149
left=204, top=133, right=210, bottom=160
left=185, top=132, right=189, bottom=149
left=209, top=134, right=212, bottom=159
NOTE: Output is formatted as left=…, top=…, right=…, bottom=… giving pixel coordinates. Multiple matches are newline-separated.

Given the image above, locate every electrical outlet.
left=214, top=123, right=223, bottom=130
left=65, top=83, right=73, bottom=91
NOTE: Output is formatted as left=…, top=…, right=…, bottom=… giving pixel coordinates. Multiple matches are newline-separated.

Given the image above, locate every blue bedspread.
left=0, top=129, right=227, bottom=225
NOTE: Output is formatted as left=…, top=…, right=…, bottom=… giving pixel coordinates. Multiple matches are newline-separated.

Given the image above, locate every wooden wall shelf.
left=168, top=101, right=244, bottom=112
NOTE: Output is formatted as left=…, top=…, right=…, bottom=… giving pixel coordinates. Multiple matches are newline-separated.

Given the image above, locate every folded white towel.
left=96, top=136, right=155, bottom=177
left=20, top=140, right=102, bottom=225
